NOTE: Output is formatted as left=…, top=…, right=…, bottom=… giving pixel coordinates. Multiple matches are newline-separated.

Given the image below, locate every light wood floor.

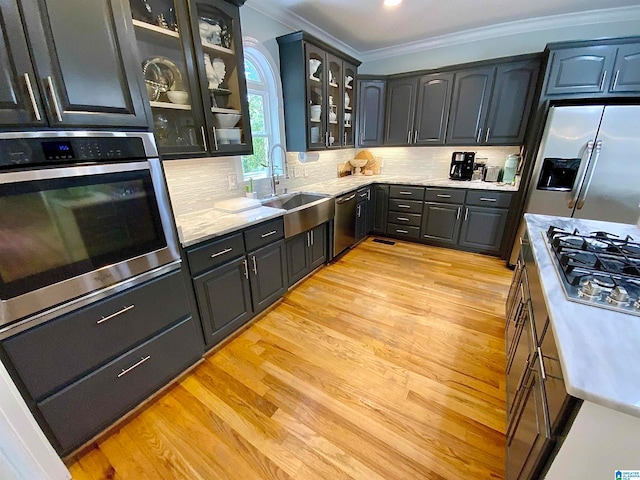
left=68, top=238, right=513, bottom=480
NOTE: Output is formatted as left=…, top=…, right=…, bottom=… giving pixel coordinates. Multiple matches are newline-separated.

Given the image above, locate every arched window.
left=241, top=39, right=284, bottom=180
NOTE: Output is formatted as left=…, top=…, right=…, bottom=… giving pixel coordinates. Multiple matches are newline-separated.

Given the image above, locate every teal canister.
left=502, top=154, right=519, bottom=184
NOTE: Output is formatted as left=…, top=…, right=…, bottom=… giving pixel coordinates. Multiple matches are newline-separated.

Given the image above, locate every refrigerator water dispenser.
left=536, top=157, right=581, bottom=191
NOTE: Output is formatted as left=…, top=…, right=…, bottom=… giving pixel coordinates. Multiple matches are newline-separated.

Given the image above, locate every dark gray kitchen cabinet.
left=610, top=43, right=640, bottom=93
left=545, top=46, right=616, bottom=96
left=286, top=223, right=326, bottom=286
left=384, top=77, right=417, bottom=145
left=193, top=256, right=253, bottom=338
left=458, top=205, right=509, bottom=253
left=485, top=60, right=540, bottom=145
left=446, top=66, right=496, bottom=145
left=248, top=240, right=287, bottom=314
left=355, top=187, right=370, bottom=242
left=372, top=184, right=389, bottom=234
left=15, top=0, right=149, bottom=128
left=413, top=73, right=453, bottom=145
left=421, top=202, right=462, bottom=245
left=356, top=78, right=386, bottom=147
left=0, top=0, right=46, bottom=126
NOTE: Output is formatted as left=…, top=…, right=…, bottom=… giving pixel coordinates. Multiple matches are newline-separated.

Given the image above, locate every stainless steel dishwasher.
left=333, top=191, right=357, bottom=257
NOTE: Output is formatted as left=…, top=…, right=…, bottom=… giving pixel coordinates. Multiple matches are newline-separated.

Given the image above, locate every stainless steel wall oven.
left=0, top=132, right=180, bottom=333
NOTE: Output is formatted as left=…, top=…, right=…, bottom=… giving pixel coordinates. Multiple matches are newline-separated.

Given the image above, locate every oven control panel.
left=0, top=136, right=147, bottom=168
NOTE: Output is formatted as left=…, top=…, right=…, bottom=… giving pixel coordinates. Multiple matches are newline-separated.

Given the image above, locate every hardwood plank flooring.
left=67, top=238, right=512, bottom=479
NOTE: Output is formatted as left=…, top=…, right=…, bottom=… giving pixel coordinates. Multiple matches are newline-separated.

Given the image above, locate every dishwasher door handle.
left=337, top=194, right=356, bottom=204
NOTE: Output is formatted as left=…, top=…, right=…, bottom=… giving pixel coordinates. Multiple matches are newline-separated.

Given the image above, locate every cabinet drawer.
left=389, top=185, right=425, bottom=201
left=386, top=224, right=420, bottom=239
left=357, top=187, right=371, bottom=201
left=38, top=317, right=201, bottom=454
left=387, top=212, right=422, bottom=227
left=244, top=218, right=285, bottom=251
left=187, top=233, right=245, bottom=275
left=388, top=199, right=423, bottom=214
left=424, top=188, right=466, bottom=204
left=465, top=190, right=513, bottom=208
left=3, top=271, right=191, bottom=401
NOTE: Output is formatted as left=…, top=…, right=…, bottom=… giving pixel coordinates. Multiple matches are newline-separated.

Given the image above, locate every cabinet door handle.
left=398, top=191, right=413, bottom=195
left=476, top=127, right=482, bottom=143
left=479, top=197, right=497, bottom=202
left=397, top=204, right=411, bottom=209
left=97, top=304, right=135, bottom=325
left=599, top=70, right=607, bottom=91
left=436, top=194, right=451, bottom=198
left=212, top=127, right=219, bottom=150
left=243, top=259, right=248, bottom=279
left=251, top=256, right=258, bottom=275
left=357, top=204, right=361, bottom=216
left=396, top=229, right=409, bottom=234
left=344, top=132, right=347, bottom=144
left=456, top=207, right=461, bottom=220
left=307, top=231, right=311, bottom=247
left=200, top=126, right=208, bottom=150
left=612, top=70, right=620, bottom=90
left=537, top=347, right=546, bottom=381
left=326, top=131, right=329, bottom=147
left=414, top=130, right=418, bottom=143
left=311, top=229, right=314, bottom=245
left=117, top=356, right=150, bottom=378
left=407, top=130, right=411, bottom=144
left=210, top=247, right=232, bottom=258
left=45, top=76, right=63, bottom=122
left=397, top=217, right=409, bottom=222
left=261, top=230, right=277, bottom=238
left=464, top=208, right=469, bottom=221
left=485, top=127, right=491, bottom=143
left=23, top=73, right=41, bottom=121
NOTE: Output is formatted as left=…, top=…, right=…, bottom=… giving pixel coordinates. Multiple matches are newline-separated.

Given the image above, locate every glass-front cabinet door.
left=129, top=0, right=206, bottom=156
left=343, top=62, right=357, bottom=147
left=305, top=43, right=327, bottom=150
left=190, top=0, right=252, bottom=155
left=327, top=54, right=343, bottom=149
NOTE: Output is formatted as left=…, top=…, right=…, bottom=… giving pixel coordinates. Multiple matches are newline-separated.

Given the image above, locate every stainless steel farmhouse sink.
left=262, top=193, right=334, bottom=238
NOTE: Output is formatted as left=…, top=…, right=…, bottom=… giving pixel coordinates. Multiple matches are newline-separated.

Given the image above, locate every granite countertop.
left=292, top=174, right=519, bottom=197
left=174, top=175, right=518, bottom=247
left=524, top=213, right=640, bottom=418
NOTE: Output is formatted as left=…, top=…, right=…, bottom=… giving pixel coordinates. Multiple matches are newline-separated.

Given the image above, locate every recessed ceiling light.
left=384, top=0, right=402, bottom=6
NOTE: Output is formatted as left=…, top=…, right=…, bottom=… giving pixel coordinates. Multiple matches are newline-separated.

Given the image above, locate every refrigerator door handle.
left=576, top=140, right=603, bottom=210
left=568, top=140, right=595, bottom=209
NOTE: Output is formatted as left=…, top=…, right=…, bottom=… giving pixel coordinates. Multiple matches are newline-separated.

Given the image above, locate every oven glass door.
left=0, top=163, right=172, bottom=310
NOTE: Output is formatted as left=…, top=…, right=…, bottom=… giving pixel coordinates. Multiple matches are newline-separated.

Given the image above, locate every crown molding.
left=359, top=5, right=640, bottom=62
left=244, top=0, right=361, bottom=60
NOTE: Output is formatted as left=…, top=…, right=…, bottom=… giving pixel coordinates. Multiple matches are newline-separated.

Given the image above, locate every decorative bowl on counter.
left=349, top=158, right=368, bottom=176
left=214, top=113, right=241, bottom=128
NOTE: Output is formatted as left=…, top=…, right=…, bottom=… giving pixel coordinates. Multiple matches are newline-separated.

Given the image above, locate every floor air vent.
left=373, top=239, right=396, bottom=245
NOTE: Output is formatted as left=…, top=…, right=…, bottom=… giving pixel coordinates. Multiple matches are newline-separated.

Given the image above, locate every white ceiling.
left=245, top=0, right=640, bottom=59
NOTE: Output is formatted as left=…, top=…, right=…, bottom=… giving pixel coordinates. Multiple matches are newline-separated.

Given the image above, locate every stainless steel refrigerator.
left=510, top=104, right=640, bottom=264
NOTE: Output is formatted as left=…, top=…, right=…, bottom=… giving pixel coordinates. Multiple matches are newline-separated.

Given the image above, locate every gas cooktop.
left=544, top=226, right=640, bottom=316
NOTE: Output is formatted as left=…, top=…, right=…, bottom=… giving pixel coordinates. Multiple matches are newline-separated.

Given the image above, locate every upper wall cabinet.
left=0, top=0, right=149, bottom=129
left=544, top=39, right=640, bottom=98
left=447, top=59, right=539, bottom=146
left=277, top=31, right=361, bottom=152
left=383, top=78, right=417, bottom=146
left=414, top=72, right=454, bottom=145
left=129, top=0, right=252, bottom=158
left=356, top=78, right=386, bottom=147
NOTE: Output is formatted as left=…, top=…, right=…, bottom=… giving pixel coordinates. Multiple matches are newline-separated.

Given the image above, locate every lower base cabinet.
left=249, top=240, right=288, bottom=313
left=286, top=223, right=327, bottom=286
left=458, top=206, right=509, bottom=253
left=421, top=202, right=462, bottom=245
left=372, top=184, right=389, bottom=234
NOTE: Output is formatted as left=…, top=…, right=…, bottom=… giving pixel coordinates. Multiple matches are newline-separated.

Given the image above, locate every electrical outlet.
left=228, top=173, right=237, bottom=189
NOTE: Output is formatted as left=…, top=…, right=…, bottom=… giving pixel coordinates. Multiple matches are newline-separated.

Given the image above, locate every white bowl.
left=216, top=128, right=241, bottom=144
left=349, top=158, right=368, bottom=168
left=310, top=105, right=321, bottom=121
left=214, top=113, right=241, bottom=128
left=166, top=90, right=189, bottom=104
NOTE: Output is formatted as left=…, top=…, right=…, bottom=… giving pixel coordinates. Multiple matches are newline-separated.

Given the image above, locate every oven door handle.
left=568, top=140, right=594, bottom=209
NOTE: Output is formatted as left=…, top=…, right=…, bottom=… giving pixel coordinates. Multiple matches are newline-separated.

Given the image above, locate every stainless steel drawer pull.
left=45, top=76, right=63, bottom=122
left=397, top=204, right=411, bottom=209
left=464, top=208, right=469, bottom=221
left=200, top=126, right=208, bottom=150
left=97, top=305, right=135, bottom=324
left=210, top=247, right=232, bottom=258
left=537, top=347, right=546, bottom=380
left=396, top=229, right=409, bottom=234
left=399, top=191, right=413, bottom=195
left=117, top=355, right=151, bottom=378
left=480, top=197, right=497, bottom=202
left=261, top=230, right=277, bottom=238
left=23, top=73, right=42, bottom=121
left=360, top=192, right=368, bottom=198
left=436, top=194, right=451, bottom=198
left=243, top=259, right=248, bottom=279
left=311, top=229, right=314, bottom=245
left=397, top=217, right=409, bottom=221
left=251, top=256, right=258, bottom=275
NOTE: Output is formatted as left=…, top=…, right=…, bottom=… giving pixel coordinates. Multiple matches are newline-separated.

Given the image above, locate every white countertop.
left=174, top=175, right=518, bottom=247
left=524, top=213, right=640, bottom=418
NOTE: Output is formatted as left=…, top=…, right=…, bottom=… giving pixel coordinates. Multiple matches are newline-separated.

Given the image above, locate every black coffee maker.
left=449, top=151, right=475, bottom=180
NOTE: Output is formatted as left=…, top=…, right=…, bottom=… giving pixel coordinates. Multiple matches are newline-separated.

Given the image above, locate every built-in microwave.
left=0, top=132, right=180, bottom=333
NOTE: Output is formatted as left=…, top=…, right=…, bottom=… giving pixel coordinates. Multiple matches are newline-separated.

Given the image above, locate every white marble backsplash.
left=163, top=145, right=520, bottom=217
